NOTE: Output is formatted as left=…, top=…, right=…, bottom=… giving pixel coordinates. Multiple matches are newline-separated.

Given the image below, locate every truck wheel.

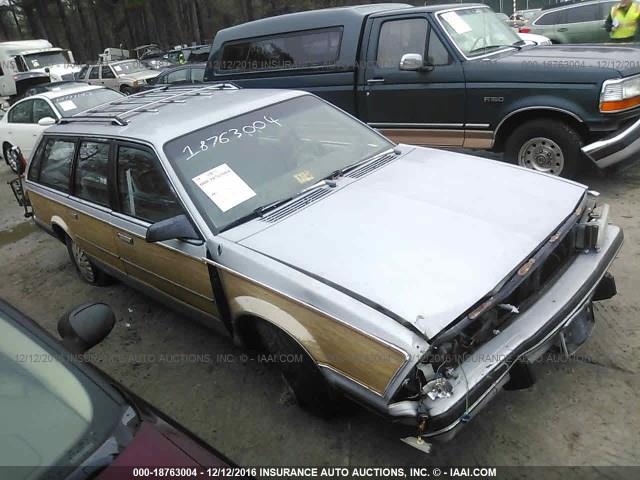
left=66, top=235, right=113, bottom=286
left=504, top=119, right=583, bottom=178
left=121, top=86, right=134, bottom=96
left=254, top=320, right=340, bottom=418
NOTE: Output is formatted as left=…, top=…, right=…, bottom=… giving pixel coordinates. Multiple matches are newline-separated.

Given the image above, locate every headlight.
left=600, top=75, right=640, bottom=113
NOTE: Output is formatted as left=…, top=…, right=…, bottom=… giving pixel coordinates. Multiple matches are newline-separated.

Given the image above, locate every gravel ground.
left=0, top=154, right=638, bottom=475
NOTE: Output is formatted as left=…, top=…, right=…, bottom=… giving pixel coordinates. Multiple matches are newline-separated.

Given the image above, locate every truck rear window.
left=218, top=27, right=343, bottom=73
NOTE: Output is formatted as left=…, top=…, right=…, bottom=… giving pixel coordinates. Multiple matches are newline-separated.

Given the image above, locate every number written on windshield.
left=182, top=115, right=282, bottom=161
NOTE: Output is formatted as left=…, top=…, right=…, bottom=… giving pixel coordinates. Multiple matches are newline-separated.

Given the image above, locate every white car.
left=0, top=85, right=123, bottom=172
left=518, top=32, right=552, bottom=46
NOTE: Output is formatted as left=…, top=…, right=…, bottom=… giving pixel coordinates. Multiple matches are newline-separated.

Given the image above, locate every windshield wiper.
left=327, top=147, right=401, bottom=179
left=469, top=44, right=521, bottom=54
left=219, top=180, right=337, bottom=233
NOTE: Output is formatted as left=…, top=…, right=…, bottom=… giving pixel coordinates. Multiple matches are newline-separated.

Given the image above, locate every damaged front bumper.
left=387, top=224, right=623, bottom=441
left=582, top=116, right=640, bottom=169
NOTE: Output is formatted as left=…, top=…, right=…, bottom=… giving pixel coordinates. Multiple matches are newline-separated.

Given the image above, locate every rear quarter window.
left=37, top=138, right=76, bottom=193
left=218, top=27, right=343, bottom=72
left=534, top=10, right=568, bottom=25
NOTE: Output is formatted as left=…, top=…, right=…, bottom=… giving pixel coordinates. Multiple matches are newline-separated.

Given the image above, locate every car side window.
left=116, top=145, right=183, bottom=223
left=565, top=4, right=601, bottom=23
left=32, top=99, right=55, bottom=123
left=535, top=10, right=567, bottom=25
left=166, top=68, right=189, bottom=83
left=427, top=28, right=450, bottom=66
left=191, top=67, right=205, bottom=83
left=38, top=139, right=76, bottom=193
left=89, top=67, right=99, bottom=79
left=74, top=141, right=110, bottom=207
left=376, top=18, right=428, bottom=69
left=101, top=66, right=116, bottom=79
left=76, top=66, right=89, bottom=79
left=8, top=100, right=34, bottom=123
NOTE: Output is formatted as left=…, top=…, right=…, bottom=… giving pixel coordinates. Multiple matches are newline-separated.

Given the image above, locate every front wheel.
left=120, top=85, right=134, bottom=96
left=504, top=119, right=583, bottom=178
left=253, top=321, right=341, bottom=418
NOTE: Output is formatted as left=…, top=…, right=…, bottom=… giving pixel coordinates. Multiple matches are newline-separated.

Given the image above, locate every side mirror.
left=38, top=116, right=56, bottom=127
left=399, top=53, right=432, bottom=72
left=58, top=303, right=115, bottom=354
left=146, top=214, right=200, bottom=243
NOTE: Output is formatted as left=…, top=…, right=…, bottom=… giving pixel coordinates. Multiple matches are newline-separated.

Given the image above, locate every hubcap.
left=518, top=137, right=564, bottom=176
left=72, top=241, right=95, bottom=283
left=7, top=149, right=19, bottom=173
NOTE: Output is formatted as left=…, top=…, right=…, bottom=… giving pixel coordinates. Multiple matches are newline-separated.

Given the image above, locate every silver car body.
left=25, top=85, right=623, bottom=440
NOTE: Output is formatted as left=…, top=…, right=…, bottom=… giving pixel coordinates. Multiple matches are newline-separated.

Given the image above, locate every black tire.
left=253, top=321, right=340, bottom=418
left=121, top=86, right=134, bottom=96
left=504, top=119, right=583, bottom=178
left=65, top=235, right=113, bottom=286
left=3, top=143, right=20, bottom=174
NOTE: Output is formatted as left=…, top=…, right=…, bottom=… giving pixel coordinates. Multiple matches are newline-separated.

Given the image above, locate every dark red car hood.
left=96, top=421, right=226, bottom=478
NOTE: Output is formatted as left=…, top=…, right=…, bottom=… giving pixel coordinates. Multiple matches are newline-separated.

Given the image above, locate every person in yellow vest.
left=605, top=0, right=640, bottom=42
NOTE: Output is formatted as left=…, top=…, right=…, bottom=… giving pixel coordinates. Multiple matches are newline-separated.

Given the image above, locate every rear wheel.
left=504, top=119, right=583, bottom=178
left=253, top=321, right=340, bottom=418
left=3, top=143, right=20, bottom=174
left=65, top=235, right=113, bottom=286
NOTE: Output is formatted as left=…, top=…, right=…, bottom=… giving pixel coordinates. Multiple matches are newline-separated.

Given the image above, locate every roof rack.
left=58, top=83, right=238, bottom=126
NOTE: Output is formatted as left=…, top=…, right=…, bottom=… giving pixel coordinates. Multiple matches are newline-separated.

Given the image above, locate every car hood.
left=465, top=44, right=640, bottom=81
left=236, top=147, right=586, bottom=339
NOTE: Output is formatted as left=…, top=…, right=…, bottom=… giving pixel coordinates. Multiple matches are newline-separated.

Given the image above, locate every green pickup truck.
left=205, top=2, right=640, bottom=178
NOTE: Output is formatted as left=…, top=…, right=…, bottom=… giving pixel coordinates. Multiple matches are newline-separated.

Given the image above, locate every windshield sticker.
left=181, top=115, right=282, bottom=160
left=192, top=163, right=256, bottom=212
left=32, top=60, right=40, bottom=67
left=294, top=170, right=314, bottom=184
left=114, top=65, right=122, bottom=72
left=441, top=12, right=472, bottom=34
left=58, top=100, right=77, bottom=111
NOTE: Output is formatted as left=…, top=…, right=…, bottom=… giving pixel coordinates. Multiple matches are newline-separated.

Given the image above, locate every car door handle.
left=367, top=78, right=385, bottom=84
left=558, top=27, right=568, bottom=32
left=116, top=232, right=133, bottom=244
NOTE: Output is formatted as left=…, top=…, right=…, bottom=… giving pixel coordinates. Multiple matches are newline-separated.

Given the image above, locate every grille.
left=261, top=188, right=331, bottom=223
left=345, top=152, right=396, bottom=179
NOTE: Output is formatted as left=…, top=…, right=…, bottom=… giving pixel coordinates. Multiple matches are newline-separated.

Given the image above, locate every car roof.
left=45, top=85, right=308, bottom=147
left=39, top=85, right=107, bottom=100
left=11, top=85, right=107, bottom=104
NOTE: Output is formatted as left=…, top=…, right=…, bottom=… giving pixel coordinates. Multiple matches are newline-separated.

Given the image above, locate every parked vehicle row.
left=9, top=83, right=622, bottom=446
left=204, top=3, right=640, bottom=177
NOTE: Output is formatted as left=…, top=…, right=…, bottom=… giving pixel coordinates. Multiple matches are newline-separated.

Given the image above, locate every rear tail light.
left=519, top=27, right=531, bottom=33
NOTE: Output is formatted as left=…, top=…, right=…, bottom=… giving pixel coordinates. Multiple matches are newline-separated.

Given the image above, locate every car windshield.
left=0, top=310, right=123, bottom=479
left=164, top=95, right=393, bottom=231
left=53, top=88, right=123, bottom=117
left=112, top=60, right=145, bottom=74
left=22, top=50, right=70, bottom=69
left=438, top=7, right=522, bottom=58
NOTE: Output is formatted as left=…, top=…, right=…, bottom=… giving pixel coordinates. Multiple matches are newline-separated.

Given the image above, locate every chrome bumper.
left=582, top=117, right=640, bottom=168
left=388, top=224, right=623, bottom=440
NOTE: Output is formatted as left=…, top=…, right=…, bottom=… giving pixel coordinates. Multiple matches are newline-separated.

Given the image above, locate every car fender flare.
left=229, top=295, right=322, bottom=364
left=495, top=105, right=585, bottom=137
left=50, top=215, right=70, bottom=238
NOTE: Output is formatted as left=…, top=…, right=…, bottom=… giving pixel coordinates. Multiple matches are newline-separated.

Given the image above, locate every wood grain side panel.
left=221, top=270, right=407, bottom=395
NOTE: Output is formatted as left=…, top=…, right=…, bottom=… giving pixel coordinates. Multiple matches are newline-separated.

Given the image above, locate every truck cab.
left=204, top=3, right=640, bottom=178
left=0, top=40, right=80, bottom=99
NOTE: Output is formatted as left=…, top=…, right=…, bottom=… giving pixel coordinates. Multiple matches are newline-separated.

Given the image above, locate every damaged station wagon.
left=18, top=85, right=622, bottom=442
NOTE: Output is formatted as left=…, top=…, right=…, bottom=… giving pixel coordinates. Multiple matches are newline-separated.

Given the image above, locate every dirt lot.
left=1, top=156, right=639, bottom=473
